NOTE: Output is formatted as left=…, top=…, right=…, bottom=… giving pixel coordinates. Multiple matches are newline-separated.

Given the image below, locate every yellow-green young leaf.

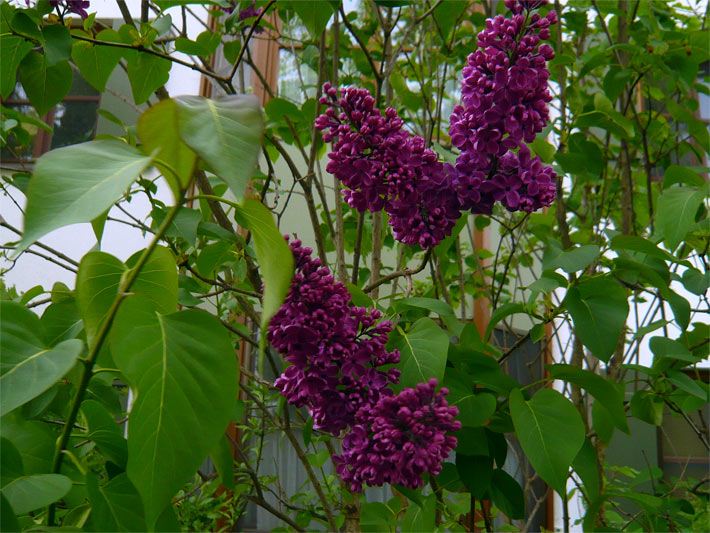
left=563, top=276, right=628, bottom=362
left=127, top=53, right=171, bottom=105
left=509, top=388, right=585, bottom=495
left=17, top=140, right=153, bottom=254
left=234, top=199, right=293, bottom=330
left=18, top=51, right=72, bottom=115
left=391, top=317, right=449, bottom=389
left=1, top=474, right=72, bottom=515
left=0, top=302, right=83, bottom=417
left=176, top=95, right=264, bottom=200
left=70, top=29, right=123, bottom=92
left=109, top=296, right=238, bottom=528
left=75, top=247, right=178, bottom=346
left=137, top=98, right=197, bottom=194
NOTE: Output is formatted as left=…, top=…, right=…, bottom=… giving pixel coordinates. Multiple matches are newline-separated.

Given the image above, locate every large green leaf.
left=0, top=415, right=55, bottom=475
left=176, top=95, right=263, bottom=200
left=127, top=53, right=171, bottom=104
left=234, top=199, right=293, bottom=329
left=17, top=140, right=154, bottom=253
left=137, top=98, right=197, bottom=193
left=86, top=473, right=146, bottom=532
left=41, top=24, right=73, bottom=66
left=490, top=469, right=524, bottom=520
left=391, top=318, right=449, bottom=389
left=0, top=494, right=19, bottom=533
left=564, top=276, right=628, bottom=362
left=70, top=30, right=123, bottom=92
left=545, top=245, right=600, bottom=274
left=82, top=400, right=127, bottom=468
left=110, top=297, right=238, bottom=527
left=656, top=185, right=706, bottom=251
left=572, top=438, right=601, bottom=502
left=0, top=438, right=24, bottom=487
left=444, top=368, right=496, bottom=427
left=18, top=51, right=72, bottom=115
left=509, top=388, right=585, bottom=495
left=548, top=364, right=628, bottom=433
left=0, top=35, right=33, bottom=99
left=0, top=302, right=83, bottom=416
left=1, top=474, right=72, bottom=515
left=286, top=0, right=335, bottom=38
left=484, top=302, right=526, bottom=341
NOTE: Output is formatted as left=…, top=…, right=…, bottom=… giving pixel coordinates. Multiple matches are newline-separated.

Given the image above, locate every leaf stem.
left=47, top=195, right=185, bottom=525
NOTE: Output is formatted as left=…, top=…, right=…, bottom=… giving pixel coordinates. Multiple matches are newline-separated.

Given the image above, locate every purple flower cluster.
left=315, top=84, right=460, bottom=249
left=449, top=0, right=558, bottom=214
left=268, top=239, right=400, bottom=435
left=222, top=1, right=264, bottom=33
left=269, top=241, right=459, bottom=490
left=334, top=379, right=461, bottom=492
left=49, top=0, right=90, bottom=18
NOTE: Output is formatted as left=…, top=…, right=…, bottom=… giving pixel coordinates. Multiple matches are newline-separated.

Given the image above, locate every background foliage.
left=1, top=0, right=708, bottom=531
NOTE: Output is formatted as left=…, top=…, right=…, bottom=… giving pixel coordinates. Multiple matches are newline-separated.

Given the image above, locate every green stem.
left=47, top=195, right=185, bottom=526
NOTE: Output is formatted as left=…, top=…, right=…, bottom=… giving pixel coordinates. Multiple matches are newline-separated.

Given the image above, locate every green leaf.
left=401, top=493, right=436, bottom=533
left=391, top=318, right=449, bottom=389
left=0, top=438, right=24, bottom=487
left=393, top=297, right=455, bottom=317
left=1, top=474, right=72, bottom=515
left=432, top=0, right=468, bottom=39
left=86, top=473, right=147, bottom=532
left=211, top=435, right=235, bottom=490
left=650, top=337, right=699, bottom=365
left=41, top=24, right=73, bottom=65
left=0, top=415, right=55, bottom=475
left=667, top=371, right=708, bottom=401
left=70, top=30, right=123, bottom=92
left=545, top=244, right=600, bottom=274
left=456, top=454, right=493, bottom=498
left=656, top=185, right=706, bottom=251
left=176, top=95, right=264, bottom=200
left=630, top=390, right=663, bottom=426
left=564, top=276, right=628, bottom=362
left=288, top=0, right=335, bottom=37
left=485, top=302, right=527, bottom=341
left=18, top=51, right=72, bottom=115
left=572, top=438, right=600, bottom=502
left=127, top=52, right=171, bottom=104
left=592, top=399, right=615, bottom=443
left=0, top=36, right=33, bottom=99
left=75, top=247, right=177, bottom=346
left=509, top=388, right=585, bottom=495
left=0, top=494, right=20, bottom=533
left=610, top=235, right=680, bottom=264
left=82, top=400, right=127, bottom=468
left=548, top=364, right=628, bottom=433
left=137, top=98, right=197, bottom=193
left=444, top=368, right=496, bottom=427
left=663, top=165, right=706, bottom=188
left=174, top=36, right=210, bottom=56
left=17, top=140, right=154, bottom=253
left=490, top=469, right=524, bottom=520
left=110, top=297, right=238, bottom=527
left=0, top=302, right=83, bottom=416
left=234, top=199, right=293, bottom=330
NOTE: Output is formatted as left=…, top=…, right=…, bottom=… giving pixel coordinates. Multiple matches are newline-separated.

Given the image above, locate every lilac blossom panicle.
left=449, top=0, right=558, bottom=214
left=315, top=83, right=460, bottom=249
left=268, top=239, right=400, bottom=435
left=222, top=1, right=265, bottom=33
left=334, top=379, right=461, bottom=492
left=49, top=0, right=90, bottom=19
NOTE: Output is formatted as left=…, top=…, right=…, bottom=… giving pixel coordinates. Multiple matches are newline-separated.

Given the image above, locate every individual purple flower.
left=49, top=0, right=90, bottom=18
left=268, top=239, right=400, bottom=434
left=333, top=379, right=461, bottom=492
left=316, top=83, right=460, bottom=248
left=449, top=0, right=558, bottom=214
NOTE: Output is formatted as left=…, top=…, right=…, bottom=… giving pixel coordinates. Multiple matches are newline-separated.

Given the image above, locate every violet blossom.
left=268, top=239, right=400, bottom=435
left=49, top=0, right=90, bottom=18
left=449, top=0, right=558, bottom=214
left=334, top=379, right=461, bottom=492
left=316, top=84, right=460, bottom=248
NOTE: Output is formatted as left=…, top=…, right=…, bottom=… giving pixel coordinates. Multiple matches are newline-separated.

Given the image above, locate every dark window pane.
left=50, top=101, right=100, bottom=149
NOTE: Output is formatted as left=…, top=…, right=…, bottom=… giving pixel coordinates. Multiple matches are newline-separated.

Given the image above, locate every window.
left=1, top=71, right=101, bottom=163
